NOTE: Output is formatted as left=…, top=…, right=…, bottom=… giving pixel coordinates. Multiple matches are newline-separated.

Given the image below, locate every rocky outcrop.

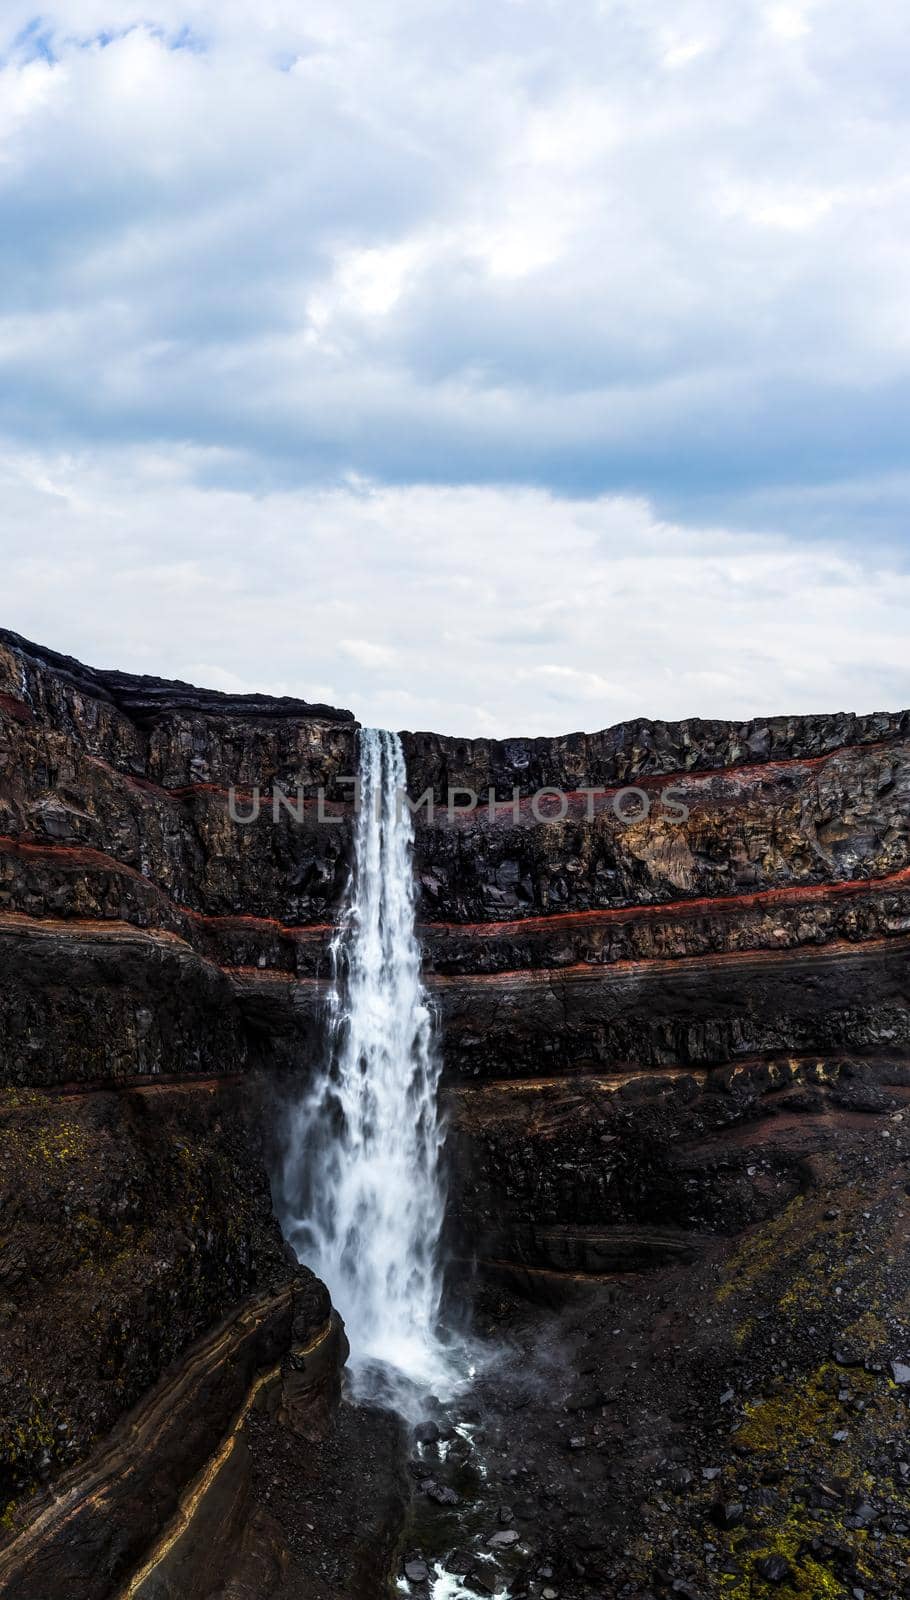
left=0, top=1280, right=341, bottom=1600
left=444, top=1053, right=910, bottom=1291
left=0, top=1075, right=291, bottom=1505
left=400, top=710, right=910, bottom=797
left=402, top=730, right=910, bottom=1302
left=3, top=627, right=910, bottom=1599
left=0, top=632, right=390, bottom=1599
left=0, top=627, right=355, bottom=727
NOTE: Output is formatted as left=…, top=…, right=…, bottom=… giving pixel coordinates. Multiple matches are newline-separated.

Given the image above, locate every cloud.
left=339, top=638, right=398, bottom=670
left=0, top=1, right=906, bottom=540
left=0, top=4, right=907, bottom=729
left=0, top=446, right=907, bottom=735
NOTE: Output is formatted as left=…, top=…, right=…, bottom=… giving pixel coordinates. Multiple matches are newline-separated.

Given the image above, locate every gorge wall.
left=1, top=626, right=909, bottom=1598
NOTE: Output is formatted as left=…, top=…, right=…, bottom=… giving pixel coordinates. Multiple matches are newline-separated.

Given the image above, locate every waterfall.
left=279, top=728, right=453, bottom=1399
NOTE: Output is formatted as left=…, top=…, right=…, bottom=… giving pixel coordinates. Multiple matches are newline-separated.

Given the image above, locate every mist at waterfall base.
left=278, top=728, right=466, bottom=1413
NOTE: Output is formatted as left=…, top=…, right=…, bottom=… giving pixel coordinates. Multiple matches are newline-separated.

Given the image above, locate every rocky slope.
left=1, top=626, right=909, bottom=1600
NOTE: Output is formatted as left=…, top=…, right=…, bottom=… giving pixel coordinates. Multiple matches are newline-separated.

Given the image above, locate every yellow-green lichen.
left=716, top=1194, right=805, bottom=1305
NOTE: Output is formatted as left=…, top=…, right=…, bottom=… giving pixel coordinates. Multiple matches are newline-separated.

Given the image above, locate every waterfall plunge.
left=279, top=728, right=454, bottom=1400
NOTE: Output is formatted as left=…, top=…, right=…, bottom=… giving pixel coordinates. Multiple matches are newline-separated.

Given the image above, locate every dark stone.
left=846, top=1500, right=877, bottom=1530
left=755, top=1554, right=793, bottom=1582
left=710, top=1501, right=744, bottom=1529
left=831, top=1343, right=866, bottom=1368
left=668, top=1467, right=694, bottom=1491
left=420, top=1478, right=459, bottom=1505
left=566, top=1386, right=608, bottom=1412
left=447, top=1550, right=476, bottom=1576
left=466, top=1572, right=499, bottom=1597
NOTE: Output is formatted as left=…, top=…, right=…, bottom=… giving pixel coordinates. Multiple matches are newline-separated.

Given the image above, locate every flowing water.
left=279, top=730, right=515, bottom=1598
left=279, top=727, right=454, bottom=1399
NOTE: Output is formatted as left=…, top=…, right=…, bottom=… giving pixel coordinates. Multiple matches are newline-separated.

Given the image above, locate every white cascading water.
left=279, top=728, right=453, bottom=1399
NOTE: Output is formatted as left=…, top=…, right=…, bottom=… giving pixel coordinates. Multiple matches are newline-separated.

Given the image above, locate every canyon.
left=1, top=625, right=909, bottom=1600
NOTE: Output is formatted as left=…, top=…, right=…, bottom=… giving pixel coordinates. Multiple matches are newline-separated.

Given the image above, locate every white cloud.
left=0, top=446, right=907, bottom=735
left=765, top=4, right=812, bottom=41
left=0, top=2, right=905, bottom=525
left=339, top=638, right=399, bottom=669
left=0, top=2, right=907, bottom=730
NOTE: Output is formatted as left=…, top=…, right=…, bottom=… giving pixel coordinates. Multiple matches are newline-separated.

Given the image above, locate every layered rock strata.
left=2, top=627, right=910, bottom=1597
left=0, top=632, right=368, bottom=1597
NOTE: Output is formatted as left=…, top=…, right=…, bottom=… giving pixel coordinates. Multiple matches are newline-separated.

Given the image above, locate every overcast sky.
left=0, top=1, right=908, bottom=735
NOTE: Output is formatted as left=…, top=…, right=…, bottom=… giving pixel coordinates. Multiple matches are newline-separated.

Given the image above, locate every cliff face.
left=0, top=633, right=374, bottom=1598
left=394, top=725, right=910, bottom=1302
left=2, top=628, right=910, bottom=1598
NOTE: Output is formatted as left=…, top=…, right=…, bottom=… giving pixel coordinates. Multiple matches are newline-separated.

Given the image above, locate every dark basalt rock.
left=399, top=708, right=910, bottom=798
left=755, top=1553, right=793, bottom=1582
left=2, top=631, right=910, bottom=1599
left=0, top=627, right=356, bottom=725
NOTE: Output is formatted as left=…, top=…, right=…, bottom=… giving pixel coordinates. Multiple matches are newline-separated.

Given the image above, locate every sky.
left=0, top=0, right=908, bottom=735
